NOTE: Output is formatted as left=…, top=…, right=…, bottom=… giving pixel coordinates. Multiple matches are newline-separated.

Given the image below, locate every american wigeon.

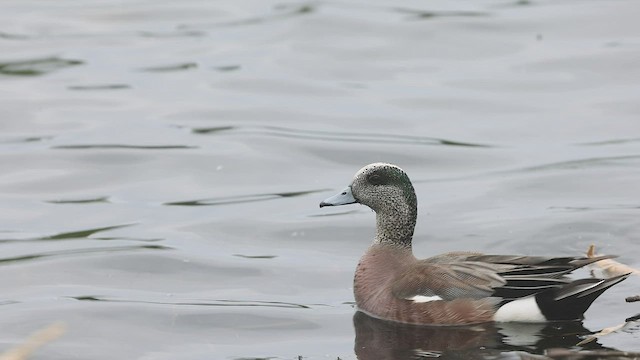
left=320, top=163, right=629, bottom=325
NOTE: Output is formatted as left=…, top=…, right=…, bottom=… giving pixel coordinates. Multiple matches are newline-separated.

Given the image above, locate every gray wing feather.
left=391, top=261, right=506, bottom=300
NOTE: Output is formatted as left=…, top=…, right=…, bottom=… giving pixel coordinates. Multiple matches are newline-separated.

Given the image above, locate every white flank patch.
left=494, top=296, right=546, bottom=322
left=408, top=295, right=443, bottom=303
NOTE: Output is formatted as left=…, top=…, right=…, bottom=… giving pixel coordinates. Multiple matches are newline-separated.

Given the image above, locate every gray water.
left=1, top=1, right=640, bottom=359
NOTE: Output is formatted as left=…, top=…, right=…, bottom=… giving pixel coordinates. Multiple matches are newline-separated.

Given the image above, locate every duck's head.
left=320, top=163, right=417, bottom=215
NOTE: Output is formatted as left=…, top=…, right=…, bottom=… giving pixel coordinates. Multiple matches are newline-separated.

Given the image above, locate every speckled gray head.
left=320, top=163, right=416, bottom=210
left=320, top=163, right=418, bottom=246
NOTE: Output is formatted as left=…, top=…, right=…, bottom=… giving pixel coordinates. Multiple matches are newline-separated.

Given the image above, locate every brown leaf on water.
left=586, top=244, right=640, bottom=277
left=575, top=312, right=640, bottom=347
left=0, top=323, right=66, bottom=360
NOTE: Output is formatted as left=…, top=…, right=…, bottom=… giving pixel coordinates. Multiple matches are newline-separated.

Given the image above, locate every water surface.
left=1, top=0, right=640, bottom=359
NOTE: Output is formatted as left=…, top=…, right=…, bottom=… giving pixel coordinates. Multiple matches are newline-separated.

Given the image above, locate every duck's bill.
left=319, top=186, right=356, bottom=207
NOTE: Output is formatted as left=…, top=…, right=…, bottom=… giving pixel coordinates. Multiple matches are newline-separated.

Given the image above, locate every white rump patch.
left=408, top=295, right=443, bottom=303
left=494, top=296, right=546, bottom=322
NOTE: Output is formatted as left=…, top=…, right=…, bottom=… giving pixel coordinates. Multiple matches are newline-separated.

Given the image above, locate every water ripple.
left=578, top=138, right=640, bottom=146
left=191, top=125, right=492, bottom=148
left=41, top=224, right=134, bottom=241
left=70, top=296, right=311, bottom=309
left=0, top=56, right=83, bottom=76
left=138, top=30, right=206, bottom=38
left=46, top=196, right=111, bottom=204
left=0, top=136, right=53, bottom=144
left=0, top=32, right=29, bottom=40
left=0, top=224, right=139, bottom=243
left=213, top=65, right=241, bottom=72
left=307, top=209, right=361, bottom=217
left=394, top=7, right=489, bottom=20
left=67, top=84, right=131, bottom=90
left=515, top=154, right=640, bottom=172
left=548, top=204, right=640, bottom=212
left=409, top=154, right=640, bottom=185
left=180, top=3, right=314, bottom=29
left=141, top=62, right=198, bottom=72
left=0, top=245, right=169, bottom=265
left=164, top=189, right=327, bottom=207
left=53, top=144, right=196, bottom=150
left=233, top=254, right=278, bottom=259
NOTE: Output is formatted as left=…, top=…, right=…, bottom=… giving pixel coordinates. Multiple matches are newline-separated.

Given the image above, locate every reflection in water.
left=354, top=311, right=500, bottom=360
left=497, top=321, right=601, bottom=351
left=353, top=311, right=615, bottom=360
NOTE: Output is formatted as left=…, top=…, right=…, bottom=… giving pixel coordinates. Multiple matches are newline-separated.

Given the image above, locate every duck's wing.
left=390, top=261, right=507, bottom=301
left=466, top=254, right=615, bottom=268
left=427, top=253, right=616, bottom=278
left=466, top=254, right=615, bottom=279
left=391, top=253, right=618, bottom=302
left=391, top=259, right=582, bottom=301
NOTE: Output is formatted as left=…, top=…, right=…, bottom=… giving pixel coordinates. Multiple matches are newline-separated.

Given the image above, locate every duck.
left=319, top=162, right=629, bottom=325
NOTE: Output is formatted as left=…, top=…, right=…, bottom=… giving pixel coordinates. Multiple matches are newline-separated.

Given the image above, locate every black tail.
left=535, top=273, right=630, bottom=321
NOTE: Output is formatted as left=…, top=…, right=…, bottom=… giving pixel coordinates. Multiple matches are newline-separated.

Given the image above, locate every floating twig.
left=576, top=322, right=627, bottom=346
left=576, top=313, right=640, bottom=347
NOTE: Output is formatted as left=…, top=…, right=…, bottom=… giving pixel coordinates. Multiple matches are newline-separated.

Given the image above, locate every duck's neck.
left=374, top=204, right=417, bottom=249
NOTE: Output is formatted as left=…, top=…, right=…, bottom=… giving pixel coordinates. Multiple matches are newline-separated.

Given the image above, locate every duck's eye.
left=368, top=174, right=384, bottom=185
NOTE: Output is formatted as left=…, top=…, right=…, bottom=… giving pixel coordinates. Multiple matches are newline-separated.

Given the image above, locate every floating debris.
left=576, top=322, right=629, bottom=346
left=586, top=244, right=640, bottom=277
